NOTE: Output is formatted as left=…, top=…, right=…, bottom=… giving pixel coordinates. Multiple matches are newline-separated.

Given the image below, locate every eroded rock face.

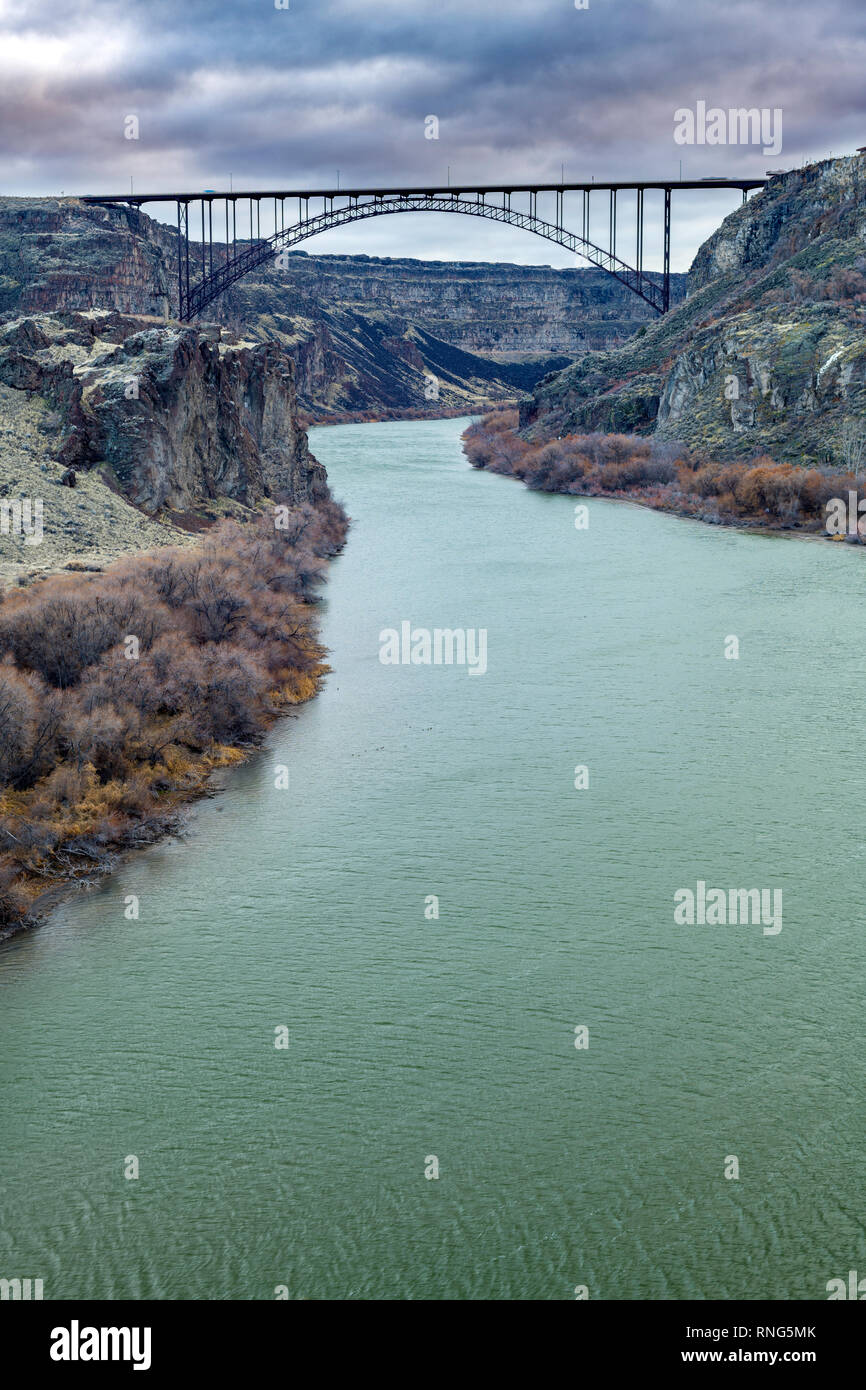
left=224, top=253, right=685, bottom=356
left=689, top=156, right=866, bottom=291
left=654, top=305, right=866, bottom=461
left=0, top=198, right=175, bottom=318
left=0, top=310, right=327, bottom=514
left=520, top=154, right=866, bottom=465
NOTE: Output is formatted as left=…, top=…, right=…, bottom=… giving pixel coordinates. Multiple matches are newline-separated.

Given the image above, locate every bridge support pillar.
left=663, top=187, right=671, bottom=313
left=636, top=189, right=644, bottom=294
left=176, top=200, right=190, bottom=321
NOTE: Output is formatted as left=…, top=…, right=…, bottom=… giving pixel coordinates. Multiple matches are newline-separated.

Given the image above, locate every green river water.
left=1, top=416, right=863, bottom=1300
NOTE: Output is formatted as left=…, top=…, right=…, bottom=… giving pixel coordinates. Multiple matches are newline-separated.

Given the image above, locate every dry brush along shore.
left=462, top=407, right=866, bottom=534
left=0, top=306, right=348, bottom=936
left=0, top=498, right=348, bottom=938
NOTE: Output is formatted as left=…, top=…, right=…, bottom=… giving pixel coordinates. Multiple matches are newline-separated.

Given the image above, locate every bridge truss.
left=82, top=178, right=766, bottom=323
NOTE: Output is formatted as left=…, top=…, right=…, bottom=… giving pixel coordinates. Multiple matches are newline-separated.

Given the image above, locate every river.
left=0, top=416, right=862, bottom=1300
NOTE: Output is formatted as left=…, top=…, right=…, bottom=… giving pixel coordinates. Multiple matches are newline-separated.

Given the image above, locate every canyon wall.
left=0, top=198, right=176, bottom=318
left=223, top=251, right=680, bottom=355
left=0, top=197, right=686, bottom=419
left=0, top=309, right=326, bottom=513
left=521, top=155, right=866, bottom=466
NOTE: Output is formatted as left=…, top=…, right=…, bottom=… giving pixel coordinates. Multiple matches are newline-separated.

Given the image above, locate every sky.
left=1, top=0, right=864, bottom=272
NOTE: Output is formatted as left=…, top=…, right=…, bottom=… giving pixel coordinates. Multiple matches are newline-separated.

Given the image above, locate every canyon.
left=0, top=192, right=689, bottom=584
left=0, top=195, right=685, bottom=421
left=5, top=160, right=866, bottom=572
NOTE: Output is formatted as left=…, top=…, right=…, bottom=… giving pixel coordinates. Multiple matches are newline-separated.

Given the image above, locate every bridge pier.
left=176, top=200, right=190, bottom=321
left=663, top=188, right=671, bottom=313
left=636, top=189, right=643, bottom=273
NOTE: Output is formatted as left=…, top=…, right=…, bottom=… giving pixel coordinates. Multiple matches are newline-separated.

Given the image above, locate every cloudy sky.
left=1, top=0, right=864, bottom=271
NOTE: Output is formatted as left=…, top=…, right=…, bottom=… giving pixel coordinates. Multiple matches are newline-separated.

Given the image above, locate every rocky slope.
left=0, top=197, right=685, bottom=419
left=245, top=251, right=672, bottom=355
left=220, top=275, right=568, bottom=419
left=0, top=374, right=194, bottom=588
left=0, top=308, right=327, bottom=584
left=521, top=155, right=866, bottom=466
left=0, top=198, right=176, bottom=318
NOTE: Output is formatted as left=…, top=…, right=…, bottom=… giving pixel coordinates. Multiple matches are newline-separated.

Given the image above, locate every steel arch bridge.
left=82, top=178, right=767, bottom=323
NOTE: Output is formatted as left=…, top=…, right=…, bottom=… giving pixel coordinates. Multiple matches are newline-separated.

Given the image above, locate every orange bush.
left=462, top=412, right=842, bottom=527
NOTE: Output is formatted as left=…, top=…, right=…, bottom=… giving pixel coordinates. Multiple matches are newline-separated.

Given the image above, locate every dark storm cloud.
left=2, top=0, right=865, bottom=261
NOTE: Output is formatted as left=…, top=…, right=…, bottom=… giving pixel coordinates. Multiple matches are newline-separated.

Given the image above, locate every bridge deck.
left=81, top=178, right=768, bottom=207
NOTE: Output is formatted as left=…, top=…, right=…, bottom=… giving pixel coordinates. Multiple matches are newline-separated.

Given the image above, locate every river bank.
left=0, top=497, right=348, bottom=939
left=463, top=408, right=866, bottom=540
left=299, top=400, right=514, bottom=429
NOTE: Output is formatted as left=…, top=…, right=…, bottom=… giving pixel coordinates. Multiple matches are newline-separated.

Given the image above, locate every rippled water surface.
left=1, top=416, right=863, bottom=1299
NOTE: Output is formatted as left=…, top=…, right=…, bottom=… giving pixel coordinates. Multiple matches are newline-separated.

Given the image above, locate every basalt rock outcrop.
left=0, top=198, right=176, bottom=318
left=0, top=309, right=327, bottom=557
left=520, top=154, right=866, bottom=466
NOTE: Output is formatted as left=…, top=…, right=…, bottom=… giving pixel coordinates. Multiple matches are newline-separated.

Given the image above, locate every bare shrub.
left=0, top=497, right=349, bottom=931
left=462, top=411, right=841, bottom=530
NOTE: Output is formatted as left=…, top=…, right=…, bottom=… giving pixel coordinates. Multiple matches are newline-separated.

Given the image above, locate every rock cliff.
left=0, top=309, right=326, bottom=513
left=521, top=154, right=866, bottom=466
left=0, top=198, right=176, bottom=318
left=0, top=308, right=330, bottom=586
